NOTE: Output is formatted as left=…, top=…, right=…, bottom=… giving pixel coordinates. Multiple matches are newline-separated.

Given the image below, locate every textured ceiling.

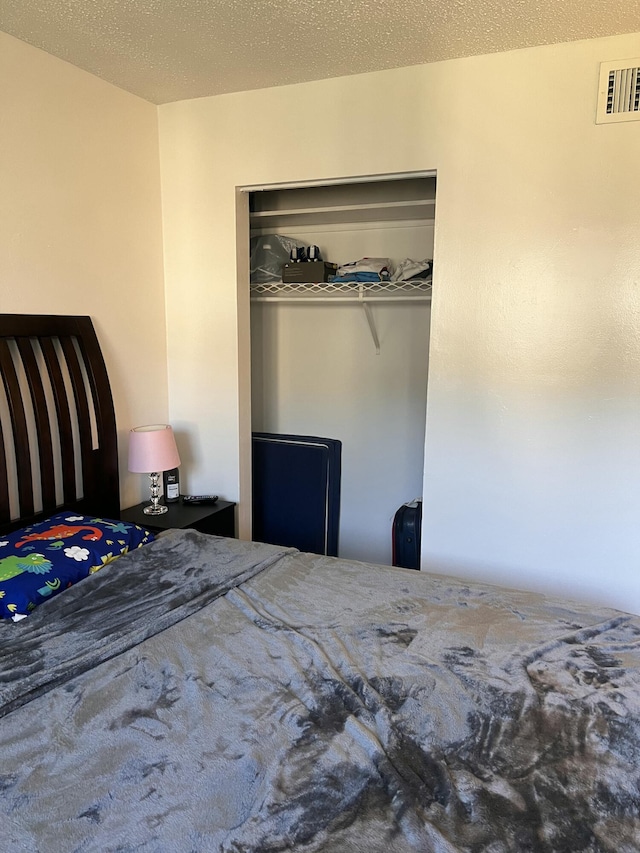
left=1, top=0, right=639, bottom=104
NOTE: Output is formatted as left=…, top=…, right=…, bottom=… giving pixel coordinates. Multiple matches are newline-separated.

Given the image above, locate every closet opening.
left=237, top=171, right=436, bottom=566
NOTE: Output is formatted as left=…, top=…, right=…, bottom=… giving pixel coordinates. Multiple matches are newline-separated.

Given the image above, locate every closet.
left=247, top=173, right=436, bottom=565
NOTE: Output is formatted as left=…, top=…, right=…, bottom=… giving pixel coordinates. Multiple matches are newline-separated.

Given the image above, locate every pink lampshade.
left=128, top=424, right=181, bottom=473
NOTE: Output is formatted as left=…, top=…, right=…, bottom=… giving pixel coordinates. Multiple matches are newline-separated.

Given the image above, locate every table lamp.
left=128, top=424, right=181, bottom=515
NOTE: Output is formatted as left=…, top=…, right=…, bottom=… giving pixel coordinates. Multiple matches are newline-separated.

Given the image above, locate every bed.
left=0, top=314, right=639, bottom=852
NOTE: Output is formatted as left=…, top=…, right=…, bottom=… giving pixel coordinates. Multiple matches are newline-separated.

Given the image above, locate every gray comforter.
left=1, top=530, right=639, bottom=852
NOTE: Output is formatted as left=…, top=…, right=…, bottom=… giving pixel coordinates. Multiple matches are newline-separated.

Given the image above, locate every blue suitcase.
left=392, top=500, right=422, bottom=570
left=252, top=432, right=341, bottom=557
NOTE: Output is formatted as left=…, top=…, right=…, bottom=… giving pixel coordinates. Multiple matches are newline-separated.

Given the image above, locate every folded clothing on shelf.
left=332, top=257, right=394, bottom=283
left=391, top=258, right=433, bottom=282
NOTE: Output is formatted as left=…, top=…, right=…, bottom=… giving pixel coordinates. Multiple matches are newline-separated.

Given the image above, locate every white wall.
left=0, top=32, right=167, bottom=509
left=159, top=32, right=640, bottom=613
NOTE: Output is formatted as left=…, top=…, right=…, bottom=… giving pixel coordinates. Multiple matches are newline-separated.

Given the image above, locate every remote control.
left=182, top=494, right=219, bottom=505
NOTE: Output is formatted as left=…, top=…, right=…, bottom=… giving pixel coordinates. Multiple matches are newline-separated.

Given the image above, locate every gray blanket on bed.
left=1, top=530, right=639, bottom=852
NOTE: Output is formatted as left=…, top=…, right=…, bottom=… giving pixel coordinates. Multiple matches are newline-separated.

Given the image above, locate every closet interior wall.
left=249, top=176, right=435, bottom=565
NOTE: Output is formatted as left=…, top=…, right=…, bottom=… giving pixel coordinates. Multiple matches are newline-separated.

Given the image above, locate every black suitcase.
left=392, top=500, right=422, bottom=570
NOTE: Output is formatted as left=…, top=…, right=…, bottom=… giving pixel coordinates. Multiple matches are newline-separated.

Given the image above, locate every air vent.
left=596, top=58, right=640, bottom=124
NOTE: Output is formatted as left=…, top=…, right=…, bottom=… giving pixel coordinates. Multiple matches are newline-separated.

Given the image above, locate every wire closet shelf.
left=249, top=279, right=432, bottom=303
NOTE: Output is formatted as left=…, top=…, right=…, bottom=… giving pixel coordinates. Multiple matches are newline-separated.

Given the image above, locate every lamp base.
left=143, top=472, right=168, bottom=515
left=143, top=503, right=168, bottom=515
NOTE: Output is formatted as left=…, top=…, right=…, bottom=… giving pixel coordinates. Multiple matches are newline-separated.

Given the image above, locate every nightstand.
left=120, top=499, right=236, bottom=537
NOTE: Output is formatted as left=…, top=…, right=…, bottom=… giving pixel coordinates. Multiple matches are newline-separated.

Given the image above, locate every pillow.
left=0, top=512, right=154, bottom=621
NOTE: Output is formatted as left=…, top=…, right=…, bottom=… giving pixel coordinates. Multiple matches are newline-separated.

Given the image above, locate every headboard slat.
left=76, top=322, right=119, bottom=512
left=40, top=337, right=77, bottom=508
left=16, top=338, right=57, bottom=513
left=0, top=414, right=10, bottom=522
left=0, top=339, right=35, bottom=521
left=60, top=337, right=95, bottom=503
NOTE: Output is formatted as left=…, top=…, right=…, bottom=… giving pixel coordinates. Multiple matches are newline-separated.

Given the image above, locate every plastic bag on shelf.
left=250, top=234, right=305, bottom=283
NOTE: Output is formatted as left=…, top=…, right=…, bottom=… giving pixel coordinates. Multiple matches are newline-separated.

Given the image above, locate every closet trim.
left=238, top=170, right=436, bottom=194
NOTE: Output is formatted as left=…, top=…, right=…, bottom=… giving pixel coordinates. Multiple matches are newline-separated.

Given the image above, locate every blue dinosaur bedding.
left=1, top=529, right=639, bottom=851
left=0, top=512, right=154, bottom=620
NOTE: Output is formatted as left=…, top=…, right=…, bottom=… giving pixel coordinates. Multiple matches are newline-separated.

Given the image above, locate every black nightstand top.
left=121, top=499, right=236, bottom=537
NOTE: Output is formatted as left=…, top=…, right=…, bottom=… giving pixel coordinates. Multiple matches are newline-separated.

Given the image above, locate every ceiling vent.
left=596, top=58, right=640, bottom=124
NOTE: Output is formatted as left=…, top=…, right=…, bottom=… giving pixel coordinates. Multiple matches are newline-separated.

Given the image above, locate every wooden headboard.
left=0, top=315, right=119, bottom=534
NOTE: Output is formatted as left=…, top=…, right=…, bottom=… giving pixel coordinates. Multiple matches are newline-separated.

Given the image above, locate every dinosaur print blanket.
left=1, top=529, right=639, bottom=852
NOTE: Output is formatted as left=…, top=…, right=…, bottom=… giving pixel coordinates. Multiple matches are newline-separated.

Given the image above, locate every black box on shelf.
left=282, top=261, right=338, bottom=283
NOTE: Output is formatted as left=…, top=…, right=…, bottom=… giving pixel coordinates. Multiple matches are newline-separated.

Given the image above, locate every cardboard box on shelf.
left=282, top=261, right=338, bottom=283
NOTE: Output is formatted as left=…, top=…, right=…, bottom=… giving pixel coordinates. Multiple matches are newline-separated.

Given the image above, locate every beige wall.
left=0, top=32, right=167, bottom=509
left=159, top=32, right=640, bottom=613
